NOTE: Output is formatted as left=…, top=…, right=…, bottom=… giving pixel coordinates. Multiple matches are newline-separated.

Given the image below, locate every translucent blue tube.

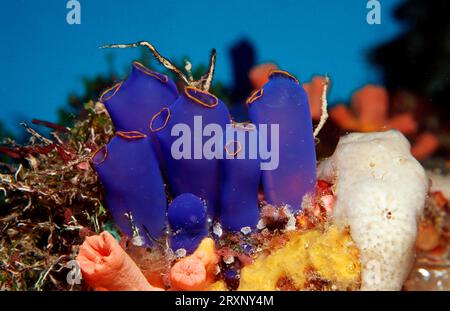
left=221, top=123, right=261, bottom=231
left=91, top=131, right=167, bottom=245
left=247, top=70, right=316, bottom=212
left=99, top=61, right=179, bottom=135
left=150, top=87, right=231, bottom=221
left=168, top=193, right=208, bottom=254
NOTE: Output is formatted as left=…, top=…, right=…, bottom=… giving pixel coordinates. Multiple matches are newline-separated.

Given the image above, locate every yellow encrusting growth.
left=237, top=226, right=361, bottom=291
left=207, top=280, right=228, bottom=291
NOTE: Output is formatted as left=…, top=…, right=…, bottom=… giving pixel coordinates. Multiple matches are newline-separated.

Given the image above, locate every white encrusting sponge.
left=318, top=130, right=429, bottom=290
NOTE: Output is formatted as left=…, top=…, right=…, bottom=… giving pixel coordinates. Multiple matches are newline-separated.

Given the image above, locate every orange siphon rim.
left=245, top=88, right=264, bottom=105
left=184, top=86, right=219, bottom=108
left=224, top=140, right=243, bottom=157
left=268, top=70, right=299, bottom=84
left=116, top=131, right=147, bottom=139
left=149, top=107, right=171, bottom=132
left=99, top=81, right=123, bottom=103
left=132, top=61, right=169, bottom=84
left=91, top=145, right=108, bottom=165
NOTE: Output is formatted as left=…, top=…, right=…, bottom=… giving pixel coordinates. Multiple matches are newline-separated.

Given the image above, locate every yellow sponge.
left=237, top=226, right=361, bottom=291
